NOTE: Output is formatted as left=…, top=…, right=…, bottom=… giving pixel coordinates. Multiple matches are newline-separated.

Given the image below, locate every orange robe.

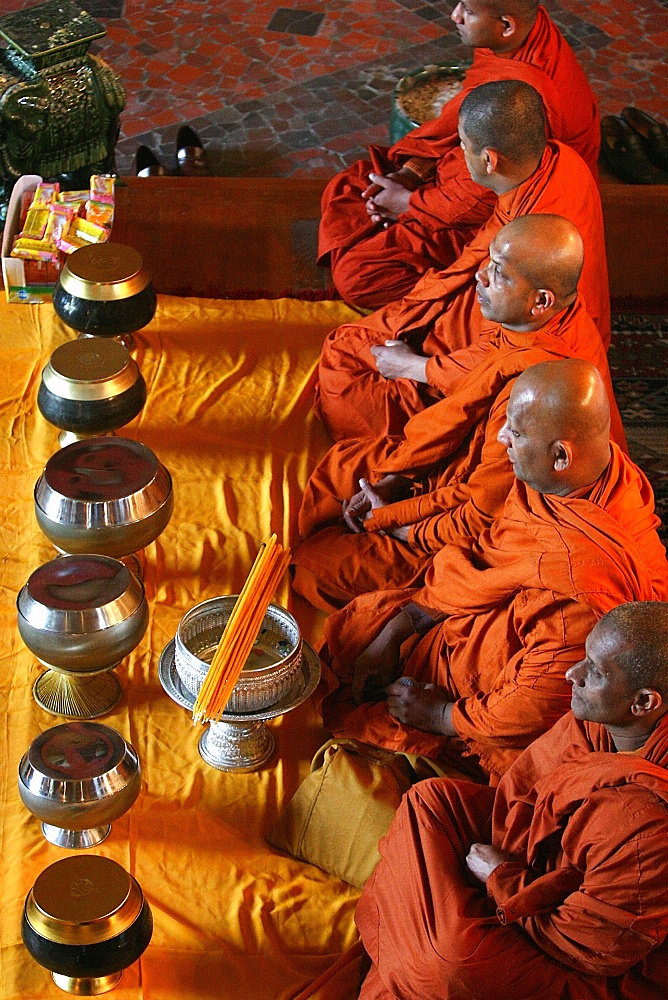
left=357, top=712, right=668, bottom=1000
left=319, top=5, right=601, bottom=309
left=316, top=141, right=610, bottom=444
left=295, top=297, right=626, bottom=613
left=320, top=443, right=668, bottom=782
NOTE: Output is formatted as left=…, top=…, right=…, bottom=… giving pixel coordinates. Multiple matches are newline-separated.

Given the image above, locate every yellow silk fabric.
left=0, top=294, right=366, bottom=1000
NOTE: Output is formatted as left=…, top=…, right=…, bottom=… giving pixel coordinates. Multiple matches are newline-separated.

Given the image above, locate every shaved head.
left=495, top=215, right=584, bottom=301
left=498, top=359, right=612, bottom=494
left=459, top=80, right=546, bottom=164
left=475, top=215, right=584, bottom=331
left=512, top=359, right=610, bottom=440
left=597, top=603, right=668, bottom=699
left=451, top=1, right=537, bottom=51
left=482, top=0, right=538, bottom=18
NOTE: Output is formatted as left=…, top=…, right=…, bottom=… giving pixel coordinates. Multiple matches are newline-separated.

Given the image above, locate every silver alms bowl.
left=17, top=554, right=148, bottom=674
left=34, top=436, right=173, bottom=558
left=18, top=721, right=141, bottom=849
left=174, top=597, right=302, bottom=713
left=17, top=554, right=149, bottom=717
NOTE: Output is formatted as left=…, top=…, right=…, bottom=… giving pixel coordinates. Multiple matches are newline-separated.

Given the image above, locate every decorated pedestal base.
left=199, top=719, right=275, bottom=772
left=33, top=665, right=123, bottom=719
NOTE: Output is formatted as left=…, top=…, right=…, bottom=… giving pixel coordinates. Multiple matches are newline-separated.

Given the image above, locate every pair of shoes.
left=620, top=107, right=668, bottom=172
left=176, top=125, right=209, bottom=176
left=599, top=115, right=667, bottom=184
left=135, top=145, right=167, bottom=177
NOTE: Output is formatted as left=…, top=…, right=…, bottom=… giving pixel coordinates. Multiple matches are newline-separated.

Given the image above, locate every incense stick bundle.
left=192, top=535, right=291, bottom=723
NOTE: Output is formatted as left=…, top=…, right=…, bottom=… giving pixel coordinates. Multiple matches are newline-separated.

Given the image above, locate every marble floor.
left=2, top=0, right=666, bottom=178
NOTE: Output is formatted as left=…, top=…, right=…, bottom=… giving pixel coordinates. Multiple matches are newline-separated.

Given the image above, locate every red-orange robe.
left=319, top=443, right=668, bottom=782
left=319, top=5, right=601, bottom=309
left=357, top=711, right=668, bottom=1000
left=316, top=141, right=611, bottom=444
left=295, top=297, right=626, bottom=613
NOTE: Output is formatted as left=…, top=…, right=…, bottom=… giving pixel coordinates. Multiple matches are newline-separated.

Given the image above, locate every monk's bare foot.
left=386, top=680, right=451, bottom=734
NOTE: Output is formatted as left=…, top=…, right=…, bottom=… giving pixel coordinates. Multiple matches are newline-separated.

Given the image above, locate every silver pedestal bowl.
left=164, top=597, right=318, bottom=771
left=159, top=637, right=321, bottom=772
left=18, top=721, right=141, bottom=848
left=17, top=554, right=149, bottom=718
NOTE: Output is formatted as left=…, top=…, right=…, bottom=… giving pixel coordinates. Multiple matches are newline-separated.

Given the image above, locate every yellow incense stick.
left=192, top=538, right=290, bottom=723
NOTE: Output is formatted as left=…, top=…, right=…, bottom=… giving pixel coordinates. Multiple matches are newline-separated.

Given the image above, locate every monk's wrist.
left=440, top=701, right=457, bottom=738
left=400, top=353, right=429, bottom=383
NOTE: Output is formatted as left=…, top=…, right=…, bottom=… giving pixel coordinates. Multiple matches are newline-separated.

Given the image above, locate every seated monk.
left=316, top=81, right=611, bottom=444
left=320, top=1, right=601, bottom=310
left=294, top=218, right=625, bottom=614
left=318, top=360, right=668, bottom=782
left=357, top=601, right=668, bottom=1000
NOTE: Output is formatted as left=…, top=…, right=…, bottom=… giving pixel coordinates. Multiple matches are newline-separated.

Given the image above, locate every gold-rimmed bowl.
left=22, top=855, right=152, bottom=995
left=52, top=243, right=157, bottom=338
left=18, top=721, right=141, bottom=849
left=174, top=597, right=302, bottom=713
left=37, top=338, right=146, bottom=445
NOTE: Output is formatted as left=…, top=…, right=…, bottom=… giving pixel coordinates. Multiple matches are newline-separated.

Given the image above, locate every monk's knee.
left=330, top=250, right=422, bottom=310
left=291, top=563, right=349, bottom=613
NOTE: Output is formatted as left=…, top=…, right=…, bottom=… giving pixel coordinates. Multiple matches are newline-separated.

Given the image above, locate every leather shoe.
left=176, top=125, right=209, bottom=175
left=135, top=145, right=166, bottom=177
left=620, top=106, right=668, bottom=172
left=600, top=115, right=667, bottom=184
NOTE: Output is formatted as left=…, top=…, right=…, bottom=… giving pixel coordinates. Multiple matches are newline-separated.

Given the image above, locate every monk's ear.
left=551, top=440, right=572, bottom=472
left=630, top=689, right=663, bottom=717
left=500, top=15, right=517, bottom=37
left=482, top=148, right=499, bottom=174
left=531, top=289, right=556, bottom=316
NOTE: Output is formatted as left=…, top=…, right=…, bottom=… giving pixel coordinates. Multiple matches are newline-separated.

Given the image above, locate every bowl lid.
left=40, top=437, right=160, bottom=503
left=42, top=339, right=139, bottom=401
left=17, top=554, right=144, bottom=632
left=24, top=555, right=131, bottom=610
left=25, top=855, right=143, bottom=945
left=24, top=721, right=127, bottom=780
left=58, top=244, right=152, bottom=301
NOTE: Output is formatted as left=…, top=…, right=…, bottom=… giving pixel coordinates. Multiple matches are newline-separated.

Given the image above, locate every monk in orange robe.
left=294, top=217, right=625, bottom=613
left=316, top=82, right=611, bottom=444
left=357, top=602, right=668, bottom=1000
left=318, top=361, right=668, bottom=782
left=320, top=2, right=601, bottom=309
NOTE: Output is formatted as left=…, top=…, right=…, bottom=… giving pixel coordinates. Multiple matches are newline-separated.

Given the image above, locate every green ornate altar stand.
left=0, top=0, right=125, bottom=222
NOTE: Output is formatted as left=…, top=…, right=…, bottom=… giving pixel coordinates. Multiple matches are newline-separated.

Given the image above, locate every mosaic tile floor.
left=2, top=0, right=666, bottom=178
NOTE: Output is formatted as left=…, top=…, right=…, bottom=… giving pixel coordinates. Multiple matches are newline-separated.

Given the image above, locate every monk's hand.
left=361, top=166, right=421, bottom=203
left=343, top=478, right=387, bottom=533
left=352, top=639, right=401, bottom=704
left=371, top=341, right=429, bottom=383
left=466, top=844, right=513, bottom=885
left=343, top=474, right=412, bottom=532
left=386, top=680, right=457, bottom=736
left=352, top=610, right=415, bottom=704
left=363, top=172, right=413, bottom=225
